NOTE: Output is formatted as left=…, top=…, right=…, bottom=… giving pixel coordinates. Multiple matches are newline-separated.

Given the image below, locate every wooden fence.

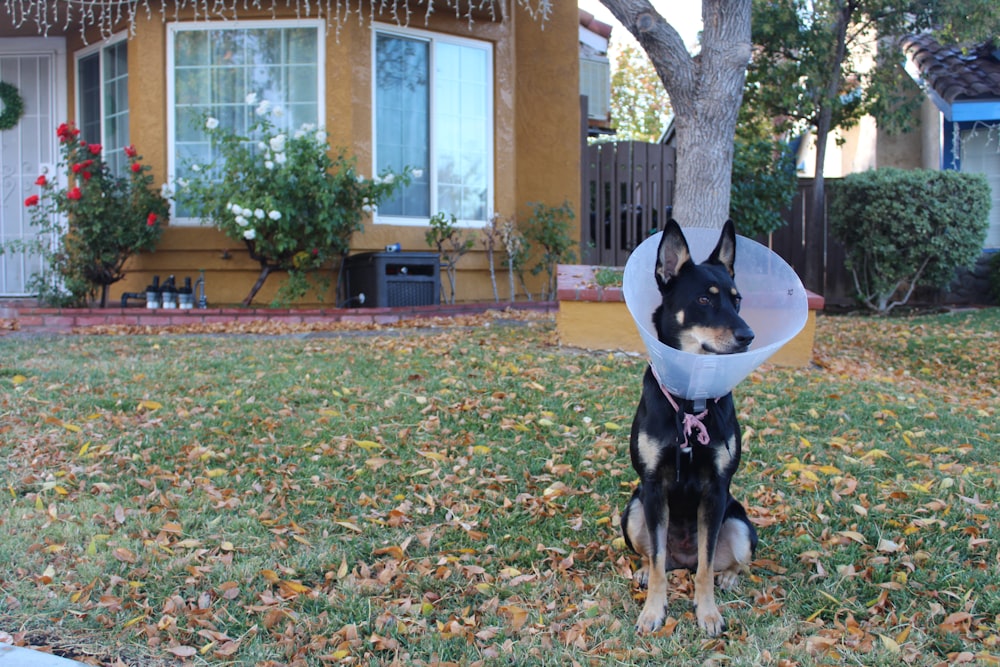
left=581, top=141, right=675, bottom=266
left=762, top=178, right=853, bottom=305
left=579, top=136, right=853, bottom=304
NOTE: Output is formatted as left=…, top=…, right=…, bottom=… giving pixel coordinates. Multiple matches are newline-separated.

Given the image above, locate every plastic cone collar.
left=623, top=228, right=808, bottom=400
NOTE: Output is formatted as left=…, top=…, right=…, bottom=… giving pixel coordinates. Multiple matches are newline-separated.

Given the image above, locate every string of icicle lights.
left=2, top=0, right=553, bottom=43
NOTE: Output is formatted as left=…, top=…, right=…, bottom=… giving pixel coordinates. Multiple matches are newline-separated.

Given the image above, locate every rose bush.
left=12, top=122, right=168, bottom=307
left=177, top=95, right=413, bottom=306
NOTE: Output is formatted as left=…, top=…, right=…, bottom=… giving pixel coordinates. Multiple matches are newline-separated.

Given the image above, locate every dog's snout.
left=735, top=328, right=754, bottom=348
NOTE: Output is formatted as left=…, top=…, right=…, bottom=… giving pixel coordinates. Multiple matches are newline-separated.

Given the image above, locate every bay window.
left=374, top=28, right=493, bottom=225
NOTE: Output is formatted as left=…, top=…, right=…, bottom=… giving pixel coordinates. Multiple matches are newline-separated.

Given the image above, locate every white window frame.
left=166, top=19, right=326, bottom=226
left=372, top=25, right=494, bottom=228
left=74, top=30, right=130, bottom=177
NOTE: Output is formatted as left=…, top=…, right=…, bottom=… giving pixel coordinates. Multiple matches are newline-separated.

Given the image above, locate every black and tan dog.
left=621, top=219, right=758, bottom=636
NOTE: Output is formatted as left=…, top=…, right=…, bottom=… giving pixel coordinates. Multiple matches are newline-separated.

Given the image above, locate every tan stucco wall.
left=70, top=2, right=580, bottom=306
left=875, top=84, right=926, bottom=170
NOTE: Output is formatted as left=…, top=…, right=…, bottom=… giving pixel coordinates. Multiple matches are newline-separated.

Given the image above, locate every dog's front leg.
left=694, top=496, right=726, bottom=636
left=636, top=484, right=670, bottom=634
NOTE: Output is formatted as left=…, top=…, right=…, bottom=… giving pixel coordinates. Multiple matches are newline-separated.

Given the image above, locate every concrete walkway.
left=0, top=645, right=89, bottom=667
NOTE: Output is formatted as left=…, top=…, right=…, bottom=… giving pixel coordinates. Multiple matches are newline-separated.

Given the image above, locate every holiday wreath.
left=0, top=81, right=26, bottom=131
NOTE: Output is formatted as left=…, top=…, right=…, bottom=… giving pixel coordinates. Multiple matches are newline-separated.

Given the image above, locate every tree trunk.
left=243, top=264, right=274, bottom=307
left=600, top=0, right=752, bottom=229
left=808, top=0, right=853, bottom=292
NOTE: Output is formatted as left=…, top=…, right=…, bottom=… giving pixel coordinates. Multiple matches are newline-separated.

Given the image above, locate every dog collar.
left=649, top=363, right=712, bottom=453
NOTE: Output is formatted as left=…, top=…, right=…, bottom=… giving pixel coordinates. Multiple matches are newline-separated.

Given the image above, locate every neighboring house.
left=0, top=1, right=581, bottom=305
left=901, top=34, right=1000, bottom=251
left=794, top=34, right=1000, bottom=253
left=578, top=8, right=613, bottom=137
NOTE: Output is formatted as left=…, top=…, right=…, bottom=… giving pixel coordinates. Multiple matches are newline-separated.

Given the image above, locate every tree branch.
left=599, top=0, right=696, bottom=102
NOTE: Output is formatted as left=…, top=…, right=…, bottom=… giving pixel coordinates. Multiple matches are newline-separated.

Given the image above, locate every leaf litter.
left=0, top=308, right=997, bottom=666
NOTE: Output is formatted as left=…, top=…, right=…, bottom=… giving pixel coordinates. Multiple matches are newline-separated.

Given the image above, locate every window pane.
left=171, top=24, right=321, bottom=220
left=103, top=41, right=130, bottom=176
left=434, top=41, right=489, bottom=221
left=376, top=34, right=430, bottom=218
left=288, top=64, right=318, bottom=106
left=77, top=54, right=101, bottom=143
left=174, top=30, right=208, bottom=66
left=286, top=28, right=317, bottom=64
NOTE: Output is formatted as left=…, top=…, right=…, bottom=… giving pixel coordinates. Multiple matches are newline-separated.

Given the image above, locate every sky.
left=577, top=0, right=703, bottom=52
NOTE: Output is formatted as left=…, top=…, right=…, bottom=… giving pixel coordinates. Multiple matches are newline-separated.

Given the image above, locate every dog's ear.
left=655, top=220, right=691, bottom=288
left=707, top=219, right=737, bottom=278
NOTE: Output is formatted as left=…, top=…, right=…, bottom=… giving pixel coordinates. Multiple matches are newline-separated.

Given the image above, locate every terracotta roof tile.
left=579, top=8, right=613, bottom=40
left=902, top=34, right=1000, bottom=103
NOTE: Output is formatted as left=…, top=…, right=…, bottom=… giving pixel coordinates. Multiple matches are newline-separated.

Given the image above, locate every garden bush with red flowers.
left=16, top=122, right=169, bottom=307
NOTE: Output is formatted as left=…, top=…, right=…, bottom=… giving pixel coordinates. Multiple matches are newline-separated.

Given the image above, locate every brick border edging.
left=1, top=301, right=558, bottom=334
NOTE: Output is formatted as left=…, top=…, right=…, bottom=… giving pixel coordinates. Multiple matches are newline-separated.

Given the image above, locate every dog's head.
left=652, top=219, right=755, bottom=355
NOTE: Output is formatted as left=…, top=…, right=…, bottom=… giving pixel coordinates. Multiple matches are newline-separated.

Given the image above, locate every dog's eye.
left=697, top=296, right=711, bottom=306
left=733, top=295, right=743, bottom=311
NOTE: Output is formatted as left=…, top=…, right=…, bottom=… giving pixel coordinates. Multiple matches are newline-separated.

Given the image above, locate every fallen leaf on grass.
left=499, top=604, right=530, bottom=630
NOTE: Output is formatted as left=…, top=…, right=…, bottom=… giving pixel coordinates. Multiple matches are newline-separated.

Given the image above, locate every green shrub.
left=828, top=168, right=990, bottom=314
left=177, top=96, right=411, bottom=306
left=11, top=122, right=168, bottom=307
left=524, top=201, right=577, bottom=300
left=730, top=137, right=797, bottom=238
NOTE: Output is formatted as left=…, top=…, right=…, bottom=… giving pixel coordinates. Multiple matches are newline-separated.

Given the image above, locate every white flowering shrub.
left=178, top=95, right=412, bottom=305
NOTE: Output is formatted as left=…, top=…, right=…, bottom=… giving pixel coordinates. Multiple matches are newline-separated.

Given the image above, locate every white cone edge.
left=623, top=228, right=809, bottom=400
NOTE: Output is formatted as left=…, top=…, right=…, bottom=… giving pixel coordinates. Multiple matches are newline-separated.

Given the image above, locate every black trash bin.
left=343, top=252, right=440, bottom=307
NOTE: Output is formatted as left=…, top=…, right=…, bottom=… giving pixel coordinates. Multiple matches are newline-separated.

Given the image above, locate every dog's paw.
left=696, top=604, right=726, bottom=637
left=635, top=598, right=667, bottom=634
left=716, top=569, right=740, bottom=591
left=633, top=565, right=649, bottom=589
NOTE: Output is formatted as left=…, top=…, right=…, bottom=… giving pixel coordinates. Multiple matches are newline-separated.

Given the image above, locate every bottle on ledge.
left=161, top=275, right=178, bottom=309
left=178, top=277, right=194, bottom=310
left=145, top=275, right=161, bottom=309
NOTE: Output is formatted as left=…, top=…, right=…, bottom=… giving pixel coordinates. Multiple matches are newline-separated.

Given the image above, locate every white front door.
left=0, top=38, right=66, bottom=296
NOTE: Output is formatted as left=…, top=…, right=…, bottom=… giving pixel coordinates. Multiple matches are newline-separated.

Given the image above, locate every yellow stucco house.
left=0, top=1, right=581, bottom=306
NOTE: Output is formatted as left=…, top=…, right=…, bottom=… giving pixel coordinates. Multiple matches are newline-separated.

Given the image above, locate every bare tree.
left=599, top=0, right=752, bottom=229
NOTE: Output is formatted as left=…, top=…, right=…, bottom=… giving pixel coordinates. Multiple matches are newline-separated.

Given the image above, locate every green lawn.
left=1, top=309, right=997, bottom=666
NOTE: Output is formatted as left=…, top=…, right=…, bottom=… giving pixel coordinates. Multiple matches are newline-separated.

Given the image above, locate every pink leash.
left=662, top=390, right=711, bottom=452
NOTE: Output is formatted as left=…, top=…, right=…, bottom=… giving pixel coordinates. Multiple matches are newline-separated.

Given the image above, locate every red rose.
left=67, top=187, right=82, bottom=201
left=24, top=195, right=39, bottom=207
left=72, top=163, right=83, bottom=174
left=312, top=248, right=319, bottom=256
left=131, top=162, right=142, bottom=173
left=147, top=212, right=158, bottom=226
left=124, top=145, right=137, bottom=158
left=81, top=159, right=93, bottom=168
left=56, top=123, right=76, bottom=142
left=82, top=171, right=92, bottom=181
left=35, top=175, right=47, bottom=186
left=88, top=143, right=102, bottom=155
